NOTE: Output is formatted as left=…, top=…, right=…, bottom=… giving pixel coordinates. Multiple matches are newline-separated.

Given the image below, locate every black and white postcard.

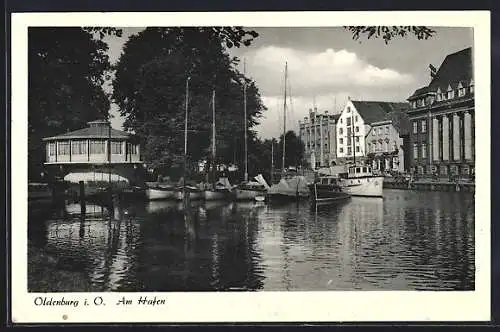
left=10, top=11, right=491, bottom=323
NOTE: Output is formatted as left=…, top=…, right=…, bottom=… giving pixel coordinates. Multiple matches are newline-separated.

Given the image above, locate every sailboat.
left=174, top=76, right=203, bottom=201
left=267, top=62, right=310, bottom=202
left=204, top=90, right=233, bottom=201
left=233, top=60, right=269, bottom=201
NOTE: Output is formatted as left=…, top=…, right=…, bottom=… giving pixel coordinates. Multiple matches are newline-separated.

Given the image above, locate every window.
left=355, top=126, right=359, bottom=132
left=71, top=140, right=87, bottom=155
left=339, top=147, right=343, bottom=153
left=347, top=106, right=351, bottom=113
left=57, top=141, right=70, bottom=155
left=379, top=127, right=383, bottom=135
left=421, top=120, right=427, bottom=133
left=347, top=128, right=352, bottom=138
left=413, top=121, right=418, bottom=134
left=378, top=142, right=382, bottom=151
left=355, top=136, right=359, bottom=143
left=339, top=128, right=343, bottom=135
left=340, top=118, right=342, bottom=124
left=385, top=141, right=389, bottom=152
left=367, top=143, right=371, bottom=152
left=385, top=126, right=389, bottom=134
left=90, top=140, right=105, bottom=154
left=421, top=143, right=427, bottom=158
left=356, top=167, right=361, bottom=173
left=111, top=141, right=123, bottom=154
left=339, top=138, right=343, bottom=144
left=363, top=167, right=367, bottom=172
left=447, top=85, right=455, bottom=99
left=458, top=82, right=466, bottom=97
left=470, top=80, right=474, bottom=93
left=436, top=88, right=442, bottom=101
left=346, top=117, right=351, bottom=126
left=413, top=143, right=419, bottom=159
left=356, top=146, right=360, bottom=153
left=48, top=142, right=56, bottom=156
left=355, top=115, right=358, bottom=122
left=347, top=147, right=352, bottom=155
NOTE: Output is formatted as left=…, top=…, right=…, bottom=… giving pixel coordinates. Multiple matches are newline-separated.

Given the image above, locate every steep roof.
left=428, top=47, right=473, bottom=91
left=351, top=101, right=409, bottom=125
left=43, top=120, right=134, bottom=141
left=407, top=86, right=432, bottom=101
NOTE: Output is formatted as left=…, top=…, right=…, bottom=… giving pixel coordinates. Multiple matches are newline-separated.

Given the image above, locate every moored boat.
left=317, top=165, right=384, bottom=198
left=174, top=186, right=203, bottom=201
left=145, top=187, right=175, bottom=200
left=309, top=176, right=351, bottom=205
left=204, top=177, right=232, bottom=201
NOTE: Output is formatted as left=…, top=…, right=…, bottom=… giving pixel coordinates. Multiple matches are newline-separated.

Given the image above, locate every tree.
left=275, top=130, right=306, bottom=169
left=28, top=27, right=120, bottom=180
left=112, top=27, right=265, bottom=177
left=344, top=26, right=436, bottom=44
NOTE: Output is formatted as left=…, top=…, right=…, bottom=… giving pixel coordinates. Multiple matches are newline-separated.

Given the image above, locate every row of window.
left=410, top=82, right=474, bottom=109
left=338, top=126, right=359, bottom=135
left=367, top=141, right=392, bottom=153
left=413, top=120, right=427, bottom=134
left=47, top=140, right=139, bottom=156
left=339, top=146, right=360, bottom=154
left=338, top=136, right=360, bottom=145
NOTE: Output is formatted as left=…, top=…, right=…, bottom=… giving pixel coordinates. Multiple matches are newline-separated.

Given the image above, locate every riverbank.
left=28, top=241, right=91, bottom=292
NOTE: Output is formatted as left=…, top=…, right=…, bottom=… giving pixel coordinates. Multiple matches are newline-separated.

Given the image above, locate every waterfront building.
left=364, top=111, right=410, bottom=173
left=43, top=119, right=143, bottom=184
left=407, top=47, right=474, bottom=178
left=298, top=108, right=340, bottom=169
left=336, top=99, right=408, bottom=165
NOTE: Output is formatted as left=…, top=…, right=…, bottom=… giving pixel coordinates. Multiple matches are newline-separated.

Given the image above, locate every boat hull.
left=146, top=188, right=175, bottom=201
left=340, top=176, right=384, bottom=197
left=174, top=189, right=203, bottom=201
left=309, top=183, right=351, bottom=204
left=204, top=190, right=229, bottom=201
left=234, top=189, right=266, bottom=201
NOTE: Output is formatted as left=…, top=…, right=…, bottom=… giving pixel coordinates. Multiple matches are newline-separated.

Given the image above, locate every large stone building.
left=298, top=108, right=340, bottom=168
left=336, top=99, right=409, bottom=164
left=407, top=47, right=474, bottom=178
left=43, top=120, right=143, bottom=185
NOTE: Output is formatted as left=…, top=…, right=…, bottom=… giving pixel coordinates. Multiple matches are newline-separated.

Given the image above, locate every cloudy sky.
left=104, top=27, right=473, bottom=139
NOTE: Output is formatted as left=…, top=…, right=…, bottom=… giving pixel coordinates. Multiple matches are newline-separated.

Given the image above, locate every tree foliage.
left=28, top=27, right=120, bottom=180
left=112, top=27, right=265, bottom=176
left=344, top=26, right=436, bottom=44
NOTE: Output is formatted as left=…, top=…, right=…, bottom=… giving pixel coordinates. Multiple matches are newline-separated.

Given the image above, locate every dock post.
left=79, top=181, right=86, bottom=215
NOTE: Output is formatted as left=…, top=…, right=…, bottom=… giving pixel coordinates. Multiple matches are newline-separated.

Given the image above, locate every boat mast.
left=243, top=59, right=248, bottom=182
left=282, top=62, right=288, bottom=174
left=212, top=89, right=216, bottom=186
left=183, top=76, right=191, bottom=192
left=271, top=139, right=274, bottom=184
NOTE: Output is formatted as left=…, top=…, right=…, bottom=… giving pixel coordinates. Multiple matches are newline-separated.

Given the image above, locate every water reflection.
left=28, top=189, right=475, bottom=291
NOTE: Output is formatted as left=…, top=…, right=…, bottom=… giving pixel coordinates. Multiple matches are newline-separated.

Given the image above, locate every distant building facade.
left=298, top=108, right=340, bottom=169
left=407, top=47, right=474, bottom=178
left=336, top=99, right=409, bottom=166
left=365, top=119, right=406, bottom=173
left=43, top=120, right=143, bottom=184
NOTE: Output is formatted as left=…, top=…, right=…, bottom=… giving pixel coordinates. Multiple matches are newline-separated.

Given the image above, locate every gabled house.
left=335, top=99, right=409, bottom=165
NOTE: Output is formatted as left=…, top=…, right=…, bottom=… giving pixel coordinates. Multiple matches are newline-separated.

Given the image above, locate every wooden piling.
left=79, top=181, right=86, bottom=215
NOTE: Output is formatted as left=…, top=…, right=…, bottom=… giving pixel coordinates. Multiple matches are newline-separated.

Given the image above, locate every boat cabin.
left=339, top=165, right=374, bottom=179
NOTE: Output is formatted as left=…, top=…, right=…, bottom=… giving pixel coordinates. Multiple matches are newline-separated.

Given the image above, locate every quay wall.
left=383, top=179, right=475, bottom=193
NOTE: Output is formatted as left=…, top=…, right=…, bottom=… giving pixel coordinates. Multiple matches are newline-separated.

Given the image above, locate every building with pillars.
left=407, top=47, right=474, bottom=178
left=336, top=99, right=409, bottom=164
left=298, top=108, right=340, bottom=169
left=43, top=120, right=143, bottom=184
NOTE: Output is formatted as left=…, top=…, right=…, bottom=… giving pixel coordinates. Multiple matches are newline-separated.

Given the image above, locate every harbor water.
left=28, top=189, right=475, bottom=292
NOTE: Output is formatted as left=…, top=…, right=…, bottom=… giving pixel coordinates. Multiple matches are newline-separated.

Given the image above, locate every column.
left=123, top=141, right=127, bottom=162
left=453, top=113, right=460, bottom=161
left=305, top=124, right=310, bottom=157
left=432, top=117, right=439, bottom=161
left=464, top=111, right=472, bottom=160
left=320, top=116, right=324, bottom=166
left=442, top=115, right=449, bottom=161
left=55, top=141, right=58, bottom=162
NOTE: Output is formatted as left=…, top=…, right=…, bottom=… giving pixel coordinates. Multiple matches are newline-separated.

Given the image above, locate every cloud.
left=237, top=46, right=415, bottom=138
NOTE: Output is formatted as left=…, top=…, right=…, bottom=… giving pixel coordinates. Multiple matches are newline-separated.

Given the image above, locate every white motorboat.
left=317, top=165, right=384, bottom=197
